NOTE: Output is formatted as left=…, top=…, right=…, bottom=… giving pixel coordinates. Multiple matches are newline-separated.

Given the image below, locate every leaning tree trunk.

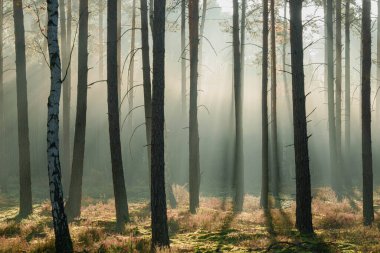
left=13, top=0, right=32, bottom=218
left=151, top=0, right=170, bottom=248
left=361, top=0, right=374, bottom=226
left=335, top=0, right=343, bottom=192
left=289, top=0, right=314, bottom=234
left=65, top=0, right=89, bottom=220
left=107, top=0, right=130, bottom=230
left=46, top=0, right=73, bottom=251
left=327, top=0, right=338, bottom=192
left=270, top=0, right=280, bottom=203
left=260, top=0, right=269, bottom=210
left=232, top=0, right=244, bottom=212
left=59, top=0, right=70, bottom=191
left=188, top=0, right=201, bottom=214
left=345, top=0, right=350, bottom=164
left=181, top=0, right=187, bottom=115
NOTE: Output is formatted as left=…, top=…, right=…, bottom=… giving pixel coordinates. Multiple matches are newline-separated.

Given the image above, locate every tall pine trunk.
left=270, top=0, right=280, bottom=202
left=261, top=0, right=269, bottom=210
left=289, top=0, right=313, bottom=234
left=65, top=0, right=89, bottom=220
left=327, top=0, right=338, bottom=192
left=117, top=0, right=121, bottom=108
left=13, top=0, right=32, bottom=217
left=181, top=0, right=187, bottom=114
left=151, top=0, right=170, bottom=248
left=361, top=0, right=374, bottom=226
left=335, top=0, right=343, bottom=192
left=189, top=0, right=200, bottom=214
left=241, top=0, right=246, bottom=88
left=59, top=0, right=70, bottom=190
left=198, top=0, right=207, bottom=80
left=232, top=0, right=244, bottom=212
left=345, top=0, right=350, bottom=165
left=140, top=0, right=152, bottom=176
left=107, top=0, right=130, bottom=230
left=46, top=0, right=73, bottom=251
left=128, top=0, right=136, bottom=130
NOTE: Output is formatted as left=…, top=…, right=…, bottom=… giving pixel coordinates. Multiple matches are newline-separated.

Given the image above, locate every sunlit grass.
left=0, top=187, right=379, bottom=252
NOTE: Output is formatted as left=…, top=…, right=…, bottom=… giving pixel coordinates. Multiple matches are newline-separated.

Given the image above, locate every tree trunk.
left=270, top=0, right=280, bottom=203
left=289, top=0, right=314, bottom=234
left=327, top=0, right=338, bottom=192
left=151, top=0, right=170, bottom=248
left=188, top=0, right=201, bottom=214
left=241, top=0, right=246, bottom=89
left=99, top=0, right=104, bottom=79
left=65, top=0, right=89, bottom=220
left=107, top=0, right=130, bottom=230
left=181, top=0, right=186, bottom=115
left=46, top=0, right=73, bottom=251
left=117, top=0, right=121, bottom=109
left=59, top=0, right=70, bottom=191
left=361, top=0, right=374, bottom=226
left=0, top=0, right=5, bottom=193
left=128, top=0, right=136, bottom=131
left=260, top=0, right=269, bottom=210
left=232, top=0, right=244, bottom=212
left=335, top=0, right=343, bottom=193
left=345, top=0, right=350, bottom=164
left=13, top=0, right=32, bottom=218
left=141, top=0, right=152, bottom=179
left=198, top=0, right=207, bottom=81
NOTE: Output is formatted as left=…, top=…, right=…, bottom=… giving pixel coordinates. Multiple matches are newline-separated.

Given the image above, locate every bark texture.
left=289, top=0, right=314, bottom=234
left=151, top=0, right=170, bottom=247
left=46, top=0, right=73, bottom=251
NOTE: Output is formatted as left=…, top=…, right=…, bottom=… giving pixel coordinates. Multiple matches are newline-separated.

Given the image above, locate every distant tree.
left=241, top=0, right=246, bottom=85
left=361, top=0, right=374, bottom=226
left=59, top=0, right=71, bottom=189
left=270, top=0, right=280, bottom=204
left=199, top=0, right=207, bottom=76
left=289, top=0, right=313, bottom=234
left=107, top=0, right=130, bottom=230
left=261, top=0, right=269, bottom=210
left=344, top=0, right=350, bottom=164
left=13, top=0, right=32, bottom=218
left=128, top=0, right=137, bottom=131
left=232, top=0, right=244, bottom=212
left=98, top=0, right=104, bottom=79
left=181, top=0, right=186, bottom=114
left=189, top=0, right=201, bottom=214
left=335, top=0, right=343, bottom=192
left=46, top=0, right=73, bottom=251
left=65, top=0, right=89, bottom=220
left=0, top=0, right=5, bottom=193
left=151, top=0, right=170, bottom=248
left=327, top=0, right=338, bottom=193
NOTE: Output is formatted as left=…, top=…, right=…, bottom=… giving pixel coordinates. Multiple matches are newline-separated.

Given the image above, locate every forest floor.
left=0, top=186, right=380, bottom=252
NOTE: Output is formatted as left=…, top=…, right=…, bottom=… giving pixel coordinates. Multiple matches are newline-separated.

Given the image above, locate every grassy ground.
left=0, top=186, right=380, bottom=252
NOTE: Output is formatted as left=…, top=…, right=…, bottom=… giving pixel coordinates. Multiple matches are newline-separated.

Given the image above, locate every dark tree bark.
left=107, top=0, right=130, bottom=230
left=260, top=0, right=269, bottom=210
left=46, top=0, right=73, bottom=251
left=327, top=0, right=338, bottom=192
left=117, top=0, right=121, bottom=107
left=151, top=0, right=170, bottom=248
left=59, top=0, right=71, bottom=190
left=335, top=0, right=343, bottom=192
left=140, top=0, right=152, bottom=175
left=232, top=0, right=244, bottom=212
left=99, top=0, right=104, bottom=79
left=345, top=0, right=350, bottom=160
left=361, top=0, right=374, bottom=226
left=181, top=0, right=187, bottom=114
left=270, top=0, right=280, bottom=203
left=65, top=0, right=89, bottom=220
left=189, top=0, right=200, bottom=214
left=289, top=0, right=314, bottom=234
left=13, top=0, right=32, bottom=218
